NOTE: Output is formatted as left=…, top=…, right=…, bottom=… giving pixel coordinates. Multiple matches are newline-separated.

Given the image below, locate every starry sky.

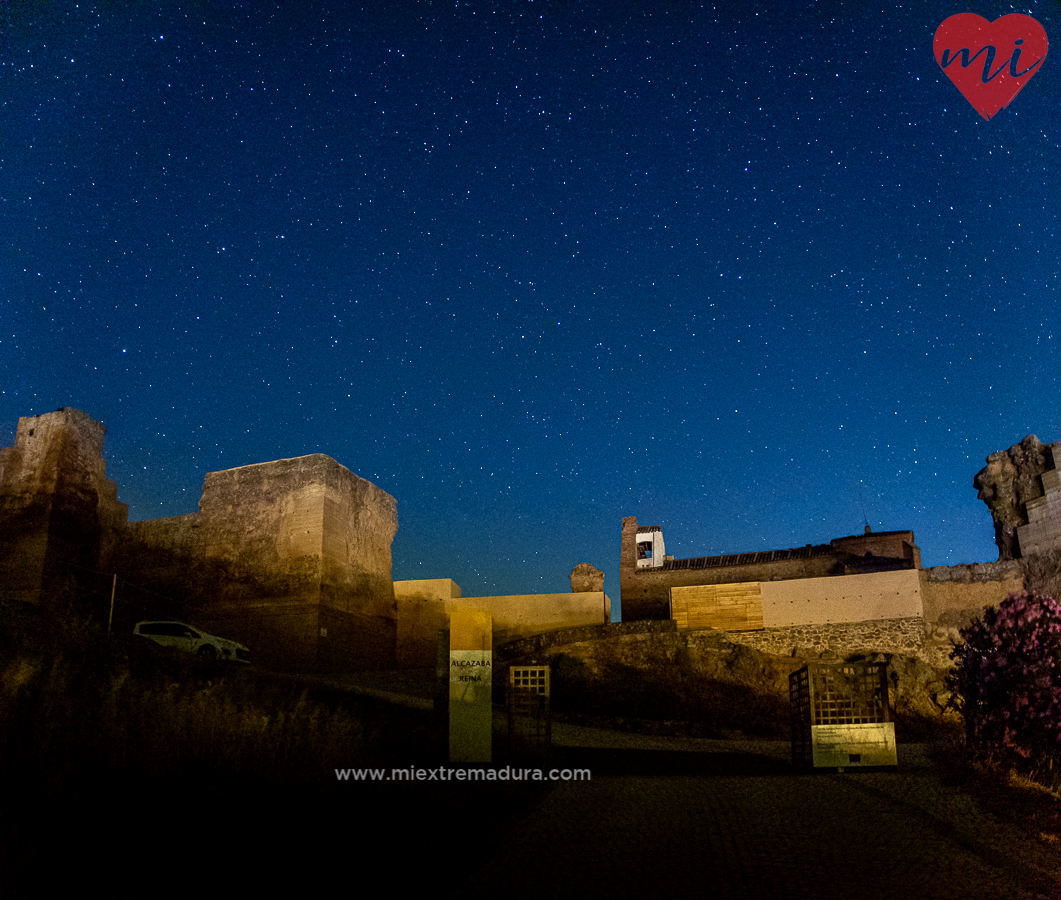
left=3, top=1, right=1059, bottom=614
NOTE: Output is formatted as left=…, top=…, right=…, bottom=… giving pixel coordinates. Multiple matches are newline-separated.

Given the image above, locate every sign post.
left=449, top=608, right=492, bottom=763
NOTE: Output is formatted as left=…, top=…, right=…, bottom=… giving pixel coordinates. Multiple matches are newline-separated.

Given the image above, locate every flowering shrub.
left=949, top=591, right=1061, bottom=769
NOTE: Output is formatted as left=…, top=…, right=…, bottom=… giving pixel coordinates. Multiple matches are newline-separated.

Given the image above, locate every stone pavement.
left=451, top=724, right=1059, bottom=900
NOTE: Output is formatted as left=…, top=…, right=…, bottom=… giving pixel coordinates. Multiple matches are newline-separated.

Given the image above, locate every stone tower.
left=0, top=408, right=128, bottom=603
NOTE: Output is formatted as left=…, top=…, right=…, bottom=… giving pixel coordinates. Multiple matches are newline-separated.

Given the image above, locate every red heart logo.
left=934, top=14, right=1048, bottom=120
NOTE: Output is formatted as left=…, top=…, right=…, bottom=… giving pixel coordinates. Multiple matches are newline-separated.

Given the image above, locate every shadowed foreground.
left=454, top=734, right=1059, bottom=900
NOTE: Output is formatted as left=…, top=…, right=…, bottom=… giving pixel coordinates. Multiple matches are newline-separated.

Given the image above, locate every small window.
left=637, top=541, right=653, bottom=560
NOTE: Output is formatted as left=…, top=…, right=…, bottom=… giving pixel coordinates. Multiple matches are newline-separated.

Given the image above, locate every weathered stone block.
left=570, top=562, right=605, bottom=592
left=975, top=435, right=1056, bottom=559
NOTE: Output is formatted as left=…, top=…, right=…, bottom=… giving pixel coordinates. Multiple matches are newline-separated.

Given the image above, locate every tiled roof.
left=661, top=544, right=833, bottom=571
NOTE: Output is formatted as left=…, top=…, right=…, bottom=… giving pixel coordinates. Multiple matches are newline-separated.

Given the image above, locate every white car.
left=134, top=620, right=251, bottom=664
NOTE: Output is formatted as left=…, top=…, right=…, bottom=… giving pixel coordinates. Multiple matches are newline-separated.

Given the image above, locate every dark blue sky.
left=3, top=1, right=1059, bottom=611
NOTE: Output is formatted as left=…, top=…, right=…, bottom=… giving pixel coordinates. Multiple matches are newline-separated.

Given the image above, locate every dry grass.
left=0, top=598, right=415, bottom=796
left=937, top=744, right=1061, bottom=849
left=991, top=766, right=1061, bottom=849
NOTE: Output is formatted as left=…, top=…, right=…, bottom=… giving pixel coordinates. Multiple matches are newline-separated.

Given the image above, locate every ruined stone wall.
left=665, top=564, right=1026, bottom=668
left=123, top=454, right=398, bottom=671
left=0, top=409, right=127, bottom=603
left=502, top=618, right=939, bottom=670
left=498, top=619, right=949, bottom=728
left=974, top=435, right=1056, bottom=559
left=1022, top=548, right=1061, bottom=600
left=570, top=562, right=605, bottom=592
left=0, top=410, right=401, bottom=670
left=1018, top=453, right=1061, bottom=557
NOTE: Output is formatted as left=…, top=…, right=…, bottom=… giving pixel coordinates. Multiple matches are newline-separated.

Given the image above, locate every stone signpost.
left=449, top=608, right=492, bottom=762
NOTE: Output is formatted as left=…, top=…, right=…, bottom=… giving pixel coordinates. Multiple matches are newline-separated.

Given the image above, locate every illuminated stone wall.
left=621, top=515, right=922, bottom=621
left=395, top=578, right=461, bottom=667
left=124, top=454, right=398, bottom=671
left=974, top=434, right=1057, bottom=559
left=0, top=408, right=127, bottom=603
left=917, top=561, right=1026, bottom=661
left=393, top=579, right=612, bottom=667
left=1018, top=451, right=1061, bottom=556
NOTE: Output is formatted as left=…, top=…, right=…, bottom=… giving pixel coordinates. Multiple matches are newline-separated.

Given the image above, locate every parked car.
left=134, top=620, right=251, bottom=664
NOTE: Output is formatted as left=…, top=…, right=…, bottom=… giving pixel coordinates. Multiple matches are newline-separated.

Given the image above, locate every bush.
left=949, top=591, right=1061, bottom=779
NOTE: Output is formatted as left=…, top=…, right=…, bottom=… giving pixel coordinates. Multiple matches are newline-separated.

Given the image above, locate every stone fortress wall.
left=394, top=571, right=612, bottom=667
left=0, top=408, right=609, bottom=672
left=0, top=408, right=127, bottom=604
left=620, top=516, right=922, bottom=622
left=622, top=433, right=1055, bottom=668
left=124, top=454, right=400, bottom=670
left=0, top=409, right=399, bottom=671
left=974, top=434, right=1061, bottom=559
left=0, top=408, right=1055, bottom=674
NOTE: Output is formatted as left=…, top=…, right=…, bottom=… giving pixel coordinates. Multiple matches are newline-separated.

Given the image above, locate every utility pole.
left=108, top=574, right=117, bottom=633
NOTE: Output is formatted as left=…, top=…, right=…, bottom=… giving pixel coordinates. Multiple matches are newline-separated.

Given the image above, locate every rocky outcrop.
left=974, top=435, right=1054, bottom=559
left=569, top=562, right=604, bottom=593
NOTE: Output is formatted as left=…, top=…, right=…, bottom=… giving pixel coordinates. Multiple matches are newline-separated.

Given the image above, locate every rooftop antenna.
left=859, top=484, right=870, bottom=533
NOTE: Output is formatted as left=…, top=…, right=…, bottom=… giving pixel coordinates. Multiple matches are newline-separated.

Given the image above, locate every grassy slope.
left=0, top=600, right=543, bottom=896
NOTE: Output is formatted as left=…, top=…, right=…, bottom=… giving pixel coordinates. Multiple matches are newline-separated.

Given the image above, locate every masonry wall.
left=671, top=570, right=923, bottom=632
left=916, top=561, right=1026, bottom=662
left=1018, top=462, right=1061, bottom=556
left=759, top=570, right=923, bottom=626
left=122, top=454, right=399, bottom=671
left=0, top=409, right=127, bottom=603
left=725, top=618, right=941, bottom=666
left=621, top=515, right=921, bottom=621
left=395, top=578, right=461, bottom=667
left=393, top=579, right=612, bottom=667
left=498, top=620, right=949, bottom=726
left=621, top=517, right=837, bottom=620
left=459, top=592, right=612, bottom=647
left=667, top=561, right=1029, bottom=668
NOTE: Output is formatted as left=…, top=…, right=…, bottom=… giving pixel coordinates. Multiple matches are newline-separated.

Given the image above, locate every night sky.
left=3, top=1, right=1059, bottom=613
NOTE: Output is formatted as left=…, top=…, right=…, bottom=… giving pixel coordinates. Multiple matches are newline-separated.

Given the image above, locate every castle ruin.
left=0, top=409, right=398, bottom=670
left=974, top=434, right=1061, bottom=559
